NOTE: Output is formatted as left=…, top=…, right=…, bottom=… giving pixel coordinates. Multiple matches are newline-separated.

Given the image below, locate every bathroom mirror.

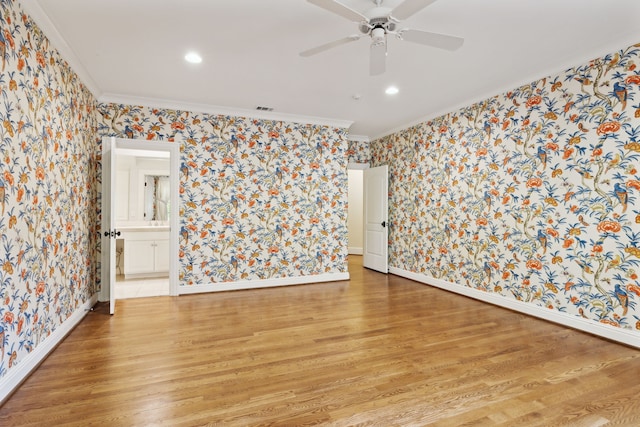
left=144, top=175, right=170, bottom=221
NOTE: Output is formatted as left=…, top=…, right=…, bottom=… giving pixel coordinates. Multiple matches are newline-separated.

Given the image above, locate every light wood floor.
left=2, top=257, right=639, bottom=426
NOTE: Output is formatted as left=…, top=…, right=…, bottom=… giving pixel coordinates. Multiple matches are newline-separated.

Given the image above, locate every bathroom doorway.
left=101, top=137, right=179, bottom=312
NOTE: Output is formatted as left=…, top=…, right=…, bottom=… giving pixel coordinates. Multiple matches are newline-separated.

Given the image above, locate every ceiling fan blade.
left=300, top=35, right=361, bottom=57
left=307, top=0, right=368, bottom=22
left=390, top=0, right=438, bottom=21
left=400, top=29, right=464, bottom=51
left=370, top=42, right=386, bottom=76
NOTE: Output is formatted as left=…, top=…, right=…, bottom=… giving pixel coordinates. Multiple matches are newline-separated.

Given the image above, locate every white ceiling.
left=27, top=0, right=640, bottom=139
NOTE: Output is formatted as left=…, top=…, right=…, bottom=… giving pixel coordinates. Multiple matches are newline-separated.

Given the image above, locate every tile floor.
left=115, top=275, right=170, bottom=299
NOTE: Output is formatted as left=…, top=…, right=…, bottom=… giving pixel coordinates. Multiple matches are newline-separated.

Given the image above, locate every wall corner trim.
left=389, top=267, right=640, bottom=349
left=0, top=293, right=100, bottom=404
left=178, top=272, right=350, bottom=294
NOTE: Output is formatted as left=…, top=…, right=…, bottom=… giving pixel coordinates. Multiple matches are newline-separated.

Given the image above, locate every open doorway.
left=348, top=167, right=365, bottom=255
left=100, top=137, right=180, bottom=313
left=114, top=149, right=171, bottom=299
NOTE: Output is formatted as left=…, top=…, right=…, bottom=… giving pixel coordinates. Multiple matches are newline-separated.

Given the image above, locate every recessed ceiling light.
left=385, top=86, right=399, bottom=95
left=184, top=52, right=202, bottom=64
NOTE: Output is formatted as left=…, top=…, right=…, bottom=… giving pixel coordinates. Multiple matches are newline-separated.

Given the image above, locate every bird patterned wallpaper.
left=0, top=0, right=350, bottom=383
left=0, top=0, right=100, bottom=379
left=96, top=105, right=350, bottom=286
left=1, top=0, right=639, bottom=389
left=371, top=42, right=640, bottom=334
left=347, top=139, right=370, bottom=164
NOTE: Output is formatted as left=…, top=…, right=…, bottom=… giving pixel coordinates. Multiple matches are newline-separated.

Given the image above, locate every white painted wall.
left=347, top=169, right=364, bottom=255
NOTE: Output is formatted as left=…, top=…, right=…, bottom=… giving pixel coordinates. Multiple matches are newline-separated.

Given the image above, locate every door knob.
left=381, top=221, right=386, bottom=228
left=103, top=230, right=122, bottom=238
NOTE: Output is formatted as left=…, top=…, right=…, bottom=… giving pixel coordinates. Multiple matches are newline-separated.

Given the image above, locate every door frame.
left=100, top=136, right=117, bottom=313
left=99, top=137, right=180, bottom=304
left=347, top=162, right=369, bottom=255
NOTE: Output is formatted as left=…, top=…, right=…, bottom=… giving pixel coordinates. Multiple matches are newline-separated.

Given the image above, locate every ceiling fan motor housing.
left=359, top=17, right=396, bottom=35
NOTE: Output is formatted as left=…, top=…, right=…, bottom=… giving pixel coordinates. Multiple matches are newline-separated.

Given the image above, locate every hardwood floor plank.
left=1, top=256, right=639, bottom=426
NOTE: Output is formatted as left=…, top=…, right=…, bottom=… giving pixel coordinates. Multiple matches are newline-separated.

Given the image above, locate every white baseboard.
left=348, top=247, right=363, bottom=255
left=179, top=272, right=350, bottom=294
left=0, top=293, right=99, bottom=404
left=390, top=267, right=640, bottom=349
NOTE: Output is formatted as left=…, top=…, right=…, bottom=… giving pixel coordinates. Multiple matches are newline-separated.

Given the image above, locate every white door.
left=363, top=165, right=388, bottom=273
left=101, top=137, right=118, bottom=314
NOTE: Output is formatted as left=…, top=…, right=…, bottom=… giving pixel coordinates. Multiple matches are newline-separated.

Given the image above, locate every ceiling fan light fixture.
left=184, top=51, right=202, bottom=64
left=371, top=27, right=386, bottom=45
left=385, top=86, right=399, bottom=95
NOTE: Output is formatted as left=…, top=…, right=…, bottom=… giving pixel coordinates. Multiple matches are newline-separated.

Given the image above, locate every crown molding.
left=347, top=134, right=370, bottom=142
left=20, top=0, right=102, bottom=98
left=371, top=37, right=640, bottom=141
left=99, top=93, right=354, bottom=130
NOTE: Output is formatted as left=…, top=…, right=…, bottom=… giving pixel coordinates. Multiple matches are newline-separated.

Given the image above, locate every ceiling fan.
left=300, top=0, right=464, bottom=76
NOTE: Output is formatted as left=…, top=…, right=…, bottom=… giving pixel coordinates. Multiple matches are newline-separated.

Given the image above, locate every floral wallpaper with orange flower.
left=347, top=139, right=370, bottom=164
left=96, top=105, right=350, bottom=286
left=371, top=43, right=640, bottom=333
left=0, top=0, right=99, bottom=379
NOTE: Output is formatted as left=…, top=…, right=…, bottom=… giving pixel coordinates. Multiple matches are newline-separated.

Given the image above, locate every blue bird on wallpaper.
left=230, top=255, right=238, bottom=274
left=124, top=125, right=135, bottom=139
left=614, top=284, right=629, bottom=316
left=483, top=261, right=492, bottom=282
left=275, top=224, right=283, bottom=240
left=537, top=229, right=547, bottom=254
left=483, top=120, right=492, bottom=140
left=443, top=162, right=451, bottom=176
left=230, top=135, right=239, bottom=152
left=536, top=146, right=547, bottom=169
left=0, top=29, right=6, bottom=71
left=483, top=190, right=492, bottom=211
left=613, top=182, right=628, bottom=213
left=181, top=162, right=189, bottom=180
left=180, top=226, right=189, bottom=245
left=444, top=223, right=451, bottom=241
left=275, top=166, right=284, bottom=183
left=230, top=195, right=239, bottom=212
left=613, top=82, right=627, bottom=110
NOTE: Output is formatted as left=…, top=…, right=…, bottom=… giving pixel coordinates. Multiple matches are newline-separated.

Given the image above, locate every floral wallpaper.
left=0, top=0, right=99, bottom=379
left=97, top=105, right=350, bottom=286
left=347, top=138, right=370, bottom=164
left=371, top=42, right=640, bottom=333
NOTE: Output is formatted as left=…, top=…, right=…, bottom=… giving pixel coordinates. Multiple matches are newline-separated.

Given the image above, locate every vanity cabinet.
left=122, top=230, right=169, bottom=278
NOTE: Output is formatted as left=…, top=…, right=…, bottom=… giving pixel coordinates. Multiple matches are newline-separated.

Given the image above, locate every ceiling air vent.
left=255, top=106, right=274, bottom=111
